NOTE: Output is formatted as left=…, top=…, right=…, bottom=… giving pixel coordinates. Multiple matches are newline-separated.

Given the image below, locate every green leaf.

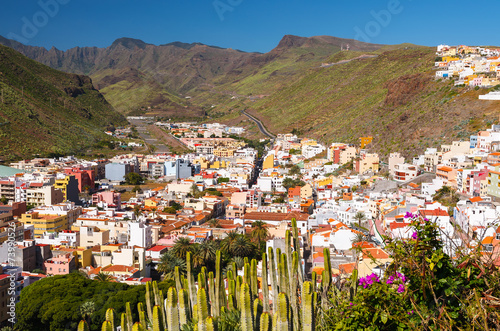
left=381, top=313, right=388, bottom=324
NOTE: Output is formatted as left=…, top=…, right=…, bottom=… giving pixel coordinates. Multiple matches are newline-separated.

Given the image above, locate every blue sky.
left=0, top=0, right=498, bottom=53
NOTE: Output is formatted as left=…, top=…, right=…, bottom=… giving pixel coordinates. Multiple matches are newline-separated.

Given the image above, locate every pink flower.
left=397, top=284, right=405, bottom=293
left=404, top=212, right=414, bottom=219
left=411, top=232, right=418, bottom=240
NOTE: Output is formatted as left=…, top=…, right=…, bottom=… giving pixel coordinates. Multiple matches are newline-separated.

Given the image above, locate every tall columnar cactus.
left=228, top=294, right=236, bottom=311
left=243, top=262, right=251, bottom=286
left=101, top=321, right=113, bottom=331
left=302, top=281, right=315, bottom=331
left=152, top=305, right=163, bottom=331
left=145, top=282, right=154, bottom=323
left=214, top=250, right=222, bottom=318
left=139, top=310, right=147, bottom=330
left=178, top=289, right=190, bottom=327
left=228, top=279, right=236, bottom=310
left=240, top=283, right=254, bottom=331
left=260, top=312, right=272, bottom=331
left=105, top=308, right=114, bottom=331
left=290, top=251, right=300, bottom=331
left=77, top=320, right=89, bottom=331
left=236, top=275, right=243, bottom=309
left=321, top=248, right=332, bottom=312
left=154, top=284, right=167, bottom=330
left=268, top=247, right=279, bottom=304
left=350, top=268, right=358, bottom=301
left=208, top=272, right=215, bottom=317
left=132, top=322, right=145, bottom=331
left=166, top=287, right=180, bottom=331
left=285, top=230, right=293, bottom=284
left=187, top=252, right=197, bottom=312
left=121, top=313, right=127, bottom=331
left=253, top=298, right=263, bottom=329
left=261, top=253, right=271, bottom=312
left=197, top=288, right=209, bottom=331
left=174, top=266, right=183, bottom=294
left=276, top=293, right=290, bottom=331
left=311, top=272, right=317, bottom=293
left=279, top=254, right=288, bottom=296
left=291, top=218, right=304, bottom=285
left=126, top=302, right=133, bottom=331
left=250, top=259, right=259, bottom=301
left=206, top=317, right=215, bottom=331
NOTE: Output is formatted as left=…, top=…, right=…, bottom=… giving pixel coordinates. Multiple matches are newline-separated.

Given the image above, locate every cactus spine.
left=240, top=283, right=254, bottom=331
left=139, top=310, right=147, bottom=330
left=77, top=320, right=89, bottom=331
left=121, top=313, right=127, bottom=331
left=253, top=298, right=263, bottom=329
left=166, top=287, right=180, bottom=331
left=145, top=282, right=154, bottom=323
left=206, top=316, right=215, bottom=331
left=132, top=322, right=145, bottom=331
left=174, top=266, right=183, bottom=294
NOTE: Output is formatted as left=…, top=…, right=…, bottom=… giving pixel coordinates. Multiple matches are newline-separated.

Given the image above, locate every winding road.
left=241, top=110, right=276, bottom=139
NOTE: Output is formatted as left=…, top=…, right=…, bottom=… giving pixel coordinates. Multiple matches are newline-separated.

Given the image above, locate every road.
left=241, top=110, right=276, bottom=140
left=320, top=54, right=378, bottom=68
left=128, top=118, right=170, bottom=154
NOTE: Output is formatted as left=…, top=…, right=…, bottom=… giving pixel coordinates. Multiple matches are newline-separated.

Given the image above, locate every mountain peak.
left=275, top=35, right=308, bottom=49
left=110, top=37, right=150, bottom=50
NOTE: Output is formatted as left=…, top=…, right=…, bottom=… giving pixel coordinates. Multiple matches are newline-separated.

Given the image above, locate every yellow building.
left=194, top=158, right=210, bottom=169
left=263, top=154, right=274, bottom=170
left=359, top=137, right=373, bottom=149
left=213, top=148, right=235, bottom=157
left=54, top=175, right=79, bottom=202
left=316, top=177, right=332, bottom=188
left=19, top=212, right=69, bottom=237
left=210, top=160, right=228, bottom=169
left=53, top=247, right=93, bottom=268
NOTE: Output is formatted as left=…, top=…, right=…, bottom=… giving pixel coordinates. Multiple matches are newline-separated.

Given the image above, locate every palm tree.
left=351, top=232, right=367, bottom=245
left=231, top=235, right=254, bottom=258
left=171, top=237, right=193, bottom=260
left=250, top=220, right=269, bottom=251
left=157, top=251, right=187, bottom=279
left=80, top=300, right=95, bottom=327
left=221, top=231, right=240, bottom=256
left=94, top=272, right=112, bottom=282
left=354, top=211, right=365, bottom=229
left=195, top=241, right=217, bottom=268
left=207, top=218, right=222, bottom=228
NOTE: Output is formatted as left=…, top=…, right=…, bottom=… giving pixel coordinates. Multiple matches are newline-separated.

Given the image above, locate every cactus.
left=311, top=272, right=317, bottom=293
left=178, top=289, right=191, bottom=327
left=253, top=298, right=263, bottom=329
left=197, top=288, right=209, bottom=331
left=243, top=262, right=251, bottom=286
left=268, top=247, right=279, bottom=305
left=101, top=321, right=113, bottom=331
left=236, top=275, right=243, bottom=309
left=126, top=302, right=133, bottom=331
left=105, top=308, right=114, bottom=331
left=228, top=294, right=236, bottom=311
left=187, top=252, right=197, bottom=312
left=240, top=283, right=254, bottom=331
left=228, top=279, right=236, bottom=310
left=272, top=312, right=279, bottom=331
left=261, top=253, right=271, bottom=312
left=175, top=266, right=183, bottom=294
left=206, top=317, right=215, bottom=331
left=291, top=218, right=304, bottom=285
left=77, top=320, right=89, bottom=331
left=208, top=272, right=215, bottom=316
left=276, top=293, right=290, bottom=331
left=350, top=268, right=358, bottom=301
left=260, top=312, right=272, bottom=331
left=302, top=281, right=315, bottom=331
left=145, top=282, right=154, bottom=323
left=192, top=304, right=198, bottom=324
left=139, top=310, right=147, bottom=330
left=214, top=250, right=222, bottom=318
left=132, top=323, right=145, bottom=331
left=121, top=313, right=127, bottom=331
left=290, top=251, right=300, bottom=331
left=166, top=287, right=180, bottom=331
left=250, top=259, right=258, bottom=301
left=278, top=254, right=288, bottom=295
left=152, top=305, right=163, bottom=331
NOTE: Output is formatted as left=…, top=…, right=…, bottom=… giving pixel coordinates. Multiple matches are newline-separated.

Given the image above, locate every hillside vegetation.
left=0, top=44, right=127, bottom=161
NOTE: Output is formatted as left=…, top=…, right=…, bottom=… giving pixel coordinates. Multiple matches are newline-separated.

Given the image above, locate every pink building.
left=92, top=191, right=121, bottom=209
left=226, top=204, right=246, bottom=219
left=43, top=253, right=76, bottom=275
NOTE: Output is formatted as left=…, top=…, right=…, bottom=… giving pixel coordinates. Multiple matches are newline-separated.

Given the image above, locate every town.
left=1, top=99, right=500, bottom=325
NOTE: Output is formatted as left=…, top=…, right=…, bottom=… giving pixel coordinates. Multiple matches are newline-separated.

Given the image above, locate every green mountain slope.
left=0, top=44, right=127, bottom=161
